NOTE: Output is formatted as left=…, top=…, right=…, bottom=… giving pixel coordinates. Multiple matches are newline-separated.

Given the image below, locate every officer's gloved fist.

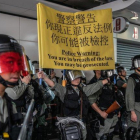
left=20, top=74, right=31, bottom=84
left=37, top=71, right=46, bottom=79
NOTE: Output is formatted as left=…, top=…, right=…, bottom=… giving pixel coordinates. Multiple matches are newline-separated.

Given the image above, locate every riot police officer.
left=5, top=74, right=34, bottom=113
left=0, top=34, right=28, bottom=139
left=31, top=61, right=55, bottom=140
left=87, top=70, right=103, bottom=139
left=125, top=55, right=140, bottom=140
left=88, top=70, right=123, bottom=140
left=5, top=54, right=35, bottom=115
left=38, top=70, right=110, bottom=140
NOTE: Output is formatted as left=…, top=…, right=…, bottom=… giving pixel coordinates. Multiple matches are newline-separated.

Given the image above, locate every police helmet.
left=130, top=55, right=140, bottom=70
left=0, top=34, right=22, bottom=54
left=67, top=70, right=85, bottom=81
left=101, top=70, right=114, bottom=78
left=0, top=34, right=25, bottom=86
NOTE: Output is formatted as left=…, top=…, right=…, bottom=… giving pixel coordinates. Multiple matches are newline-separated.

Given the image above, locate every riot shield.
left=18, top=99, right=34, bottom=140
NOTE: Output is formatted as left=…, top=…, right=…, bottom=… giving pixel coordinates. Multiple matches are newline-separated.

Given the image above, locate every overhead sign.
left=132, top=27, right=138, bottom=39
left=37, top=3, right=115, bottom=70
left=113, top=17, right=129, bottom=33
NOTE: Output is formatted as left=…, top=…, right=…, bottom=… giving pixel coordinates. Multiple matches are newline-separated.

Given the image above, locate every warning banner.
left=37, top=3, right=115, bottom=70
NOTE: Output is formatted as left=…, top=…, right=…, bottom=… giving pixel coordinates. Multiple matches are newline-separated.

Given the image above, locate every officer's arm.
left=88, top=89, right=108, bottom=118
left=42, top=82, right=55, bottom=103
left=42, top=74, right=66, bottom=101
left=5, top=82, right=28, bottom=100
left=83, top=79, right=108, bottom=96
left=87, top=77, right=94, bottom=85
left=125, top=77, right=135, bottom=111
left=88, top=89, right=101, bottom=105
left=91, top=103, right=102, bottom=115
left=88, top=90, right=102, bottom=115
left=50, top=83, right=66, bottom=102
left=42, top=74, right=55, bottom=87
left=91, top=102, right=108, bottom=119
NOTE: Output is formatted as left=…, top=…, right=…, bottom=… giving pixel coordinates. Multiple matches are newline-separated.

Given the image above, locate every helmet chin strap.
left=0, top=76, right=18, bottom=87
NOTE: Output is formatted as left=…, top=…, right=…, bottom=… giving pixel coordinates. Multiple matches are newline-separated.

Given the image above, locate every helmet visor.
left=107, top=70, right=114, bottom=77
left=21, top=48, right=34, bottom=76
left=101, top=70, right=114, bottom=78
left=134, top=59, right=140, bottom=68
left=0, top=51, right=25, bottom=74
left=68, top=70, right=85, bottom=81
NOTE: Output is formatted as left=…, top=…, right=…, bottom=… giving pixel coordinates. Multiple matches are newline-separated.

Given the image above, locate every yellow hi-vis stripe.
left=3, top=132, right=9, bottom=138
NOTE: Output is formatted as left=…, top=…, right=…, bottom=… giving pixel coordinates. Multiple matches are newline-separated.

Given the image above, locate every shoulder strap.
left=78, top=86, right=84, bottom=120
left=79, top=90, right=83, bottom=120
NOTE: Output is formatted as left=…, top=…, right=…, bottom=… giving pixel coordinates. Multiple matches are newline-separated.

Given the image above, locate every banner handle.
left=39, top=68, right=42, bottom=85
